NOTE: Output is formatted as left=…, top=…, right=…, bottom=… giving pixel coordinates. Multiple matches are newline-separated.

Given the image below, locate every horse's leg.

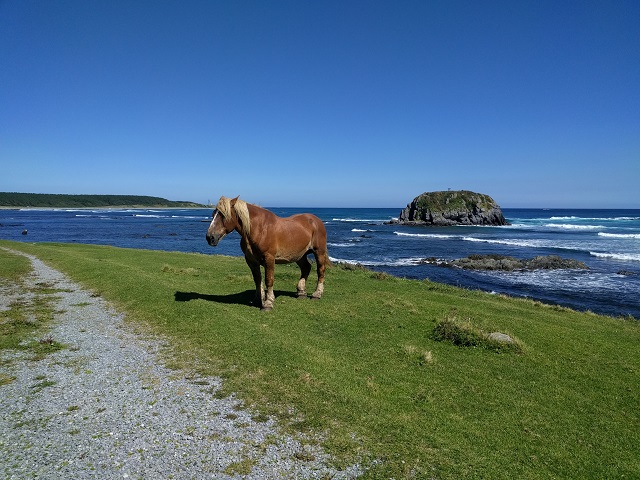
left=245, top=255, right=264, bottom=308
left=296, top=255, right=312, bottom=298
left=310, top=249, right=327, bottom=300
left=262, top=255, right=276, bottom=311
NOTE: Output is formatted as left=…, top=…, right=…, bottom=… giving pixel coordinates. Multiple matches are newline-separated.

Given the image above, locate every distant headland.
left=0, top=192, right=205, bottom=209
left=390, top=190, right=509, bottom=226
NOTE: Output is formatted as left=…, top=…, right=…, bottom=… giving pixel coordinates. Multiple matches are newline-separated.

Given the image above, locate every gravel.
left=0, top=249, right=362, bottom=479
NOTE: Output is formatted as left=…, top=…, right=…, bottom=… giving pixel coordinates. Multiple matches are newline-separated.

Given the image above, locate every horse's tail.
left=319, top=250, right=331, bottom=268
left=312, top=216, right=331, bottom=267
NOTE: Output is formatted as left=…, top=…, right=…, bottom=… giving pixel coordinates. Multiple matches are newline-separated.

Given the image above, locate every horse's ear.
left=230, top=196, right=239, bottom=206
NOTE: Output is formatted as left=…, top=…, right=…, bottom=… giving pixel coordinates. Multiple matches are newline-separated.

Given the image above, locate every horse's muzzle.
left=206, top=233, right=221, bottom=246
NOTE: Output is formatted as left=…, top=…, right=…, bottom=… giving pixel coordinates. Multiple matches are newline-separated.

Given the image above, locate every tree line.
left=0, top=192, right=203, bottom=208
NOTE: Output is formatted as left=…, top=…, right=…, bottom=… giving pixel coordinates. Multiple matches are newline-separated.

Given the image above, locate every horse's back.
left=249, top=205, right=327, bottom=258
left=287, top=213, right=326, bottom=241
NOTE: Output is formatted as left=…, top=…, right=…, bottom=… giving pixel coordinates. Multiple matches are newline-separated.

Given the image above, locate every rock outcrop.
left=421, top=254, right=589, bottom=271
left=393, top=190, right=509, bottom=226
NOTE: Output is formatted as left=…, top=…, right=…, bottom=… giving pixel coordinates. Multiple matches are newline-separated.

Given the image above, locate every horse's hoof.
left=297, top=294, right=308, bottom=299
left=310, top=296, right=321, bottom=301
left=261, top=306, right=273, bottom=312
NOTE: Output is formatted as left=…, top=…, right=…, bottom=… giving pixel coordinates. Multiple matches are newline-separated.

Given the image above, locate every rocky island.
left=391, top=190, right=509, bottom=226
left=421, top=254, right=589, bottom=271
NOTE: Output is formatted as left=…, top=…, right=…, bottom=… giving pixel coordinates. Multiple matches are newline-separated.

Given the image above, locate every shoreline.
left=2, top=238, right=636, bottom=320
left=2, top=207, right=639, bottom=319
left=0, top=205, right=209, bottom=210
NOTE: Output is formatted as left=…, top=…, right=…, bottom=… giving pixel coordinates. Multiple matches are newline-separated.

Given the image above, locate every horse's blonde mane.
left=216, top=196, right=251, bottom=236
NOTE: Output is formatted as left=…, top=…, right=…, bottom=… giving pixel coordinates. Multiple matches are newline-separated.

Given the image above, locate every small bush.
left=371, top=271, right=392, bottom=280
left=432, top=315, right=524, bottom=353
left=433, top=316, right=483, bottom=347
left=336, top=262, right=369, bottom=272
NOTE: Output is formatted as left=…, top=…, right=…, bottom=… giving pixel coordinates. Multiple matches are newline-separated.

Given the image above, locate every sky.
left=1, top=1, right=639, bottom=208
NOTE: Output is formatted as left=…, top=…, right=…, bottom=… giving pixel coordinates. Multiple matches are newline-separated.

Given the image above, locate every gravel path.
left=0, top=249, right=362, bottom=479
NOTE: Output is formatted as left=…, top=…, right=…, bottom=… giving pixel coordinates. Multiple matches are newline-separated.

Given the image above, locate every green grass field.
left=0, top=246, right=64, bottom=362
left=1, top=240, right=638, bottom=479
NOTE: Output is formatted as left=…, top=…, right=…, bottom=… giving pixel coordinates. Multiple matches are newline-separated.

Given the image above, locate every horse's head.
left=206, top=210, right=234, bottom=246
left=206, top=196, right=241, bottom=246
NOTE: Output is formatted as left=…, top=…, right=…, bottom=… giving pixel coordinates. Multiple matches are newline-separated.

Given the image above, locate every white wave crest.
left=501, top=223, right=535, bottom=228
left=598, top=232, right=640, bottom=239
left=544, top=224, right=606, bottom=230
left=394, top=232, right=457, bottom=239
left=590, top=252, right=640, bottom=262
left=332, top=217, right=388, bottom=223
left=461, top=237, right=546, bottom=248
left=547, top=216, right=640, bottom=221
left=330, top=256, right=424, bottom=267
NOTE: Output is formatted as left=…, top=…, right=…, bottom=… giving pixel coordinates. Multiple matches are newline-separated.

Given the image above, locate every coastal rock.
left=421, top=254, right=589, bottom=271
left=617, top=270, right=636, bottom=276
left=392, top=190, right=509, bottom=226
left=487, top=332, right=515, bottom=344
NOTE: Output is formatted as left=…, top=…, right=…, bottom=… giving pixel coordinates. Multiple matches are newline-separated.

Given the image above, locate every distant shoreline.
left=0, top=192, right=206, bottom=210
left=0, top=206, right=208, bottom=210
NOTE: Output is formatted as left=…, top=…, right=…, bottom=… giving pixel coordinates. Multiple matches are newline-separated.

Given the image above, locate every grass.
left=0, top=248, right=65, bottom=360
left=432, top=314, right=525, bottom=353
left=1, top=240, right=639, bottom=479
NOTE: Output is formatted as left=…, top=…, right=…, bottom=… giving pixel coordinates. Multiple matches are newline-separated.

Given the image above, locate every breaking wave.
left=598, top=232, right=640, bottom=239
left=590, top=252, right=640, bottom=262
left=543, top=223, right=606, bottom=230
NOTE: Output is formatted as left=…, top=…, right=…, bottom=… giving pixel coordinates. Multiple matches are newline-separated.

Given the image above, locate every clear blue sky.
left=1, top=1, right=638, bottom=208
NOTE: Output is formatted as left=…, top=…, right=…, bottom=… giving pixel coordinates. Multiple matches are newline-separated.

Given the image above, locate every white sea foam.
left=352, top=228, right=375, bottom=232
left=478, top=268, right=637, bottom=295
left=330, top=256, right=424, bottom=267
left=461, top=237, right=545, bottom=248
left=328, top=242, right=358, bottom=248
left=396, top=232, right=586, bottom=251
left=500, top=223, right=534, bottom=228
left=170, top=215, right=205, bottom=220
left=590, top=252, right=640, bottom=262
left=394, top=232, right=457, bottom=239
left=332, top=217, right=389, bottom=223
left=547, top=216, right=640, bottom=221
left=460, top=236, right=605, bottom=254
left=544, top=223, right=606, bottom=230
left=598, top=232, right=640, bottom=239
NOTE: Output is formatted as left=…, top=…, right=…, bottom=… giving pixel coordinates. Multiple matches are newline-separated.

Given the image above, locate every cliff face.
left=396, top=190, right=509, bottom=226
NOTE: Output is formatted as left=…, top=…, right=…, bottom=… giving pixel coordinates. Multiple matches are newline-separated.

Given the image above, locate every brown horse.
left=206, top=196, right=329, bottom=310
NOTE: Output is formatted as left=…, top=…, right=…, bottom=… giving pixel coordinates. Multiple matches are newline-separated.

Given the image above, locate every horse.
left=206, top=196, right=329, bottom=311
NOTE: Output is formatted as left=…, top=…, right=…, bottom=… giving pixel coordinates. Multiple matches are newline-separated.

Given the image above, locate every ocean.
left=1, top=207, right=639, bottom=319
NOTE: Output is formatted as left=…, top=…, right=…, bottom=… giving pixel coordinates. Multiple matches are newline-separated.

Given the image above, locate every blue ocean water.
left=1, top=207, right=639, bottom=319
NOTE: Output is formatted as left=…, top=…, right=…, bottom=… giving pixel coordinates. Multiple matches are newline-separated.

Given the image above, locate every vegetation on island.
left=1, top=240, right=638, bottom=479
left=414, top=190, right=497, bottom=212
left=0, top=192, right=204, bottom=208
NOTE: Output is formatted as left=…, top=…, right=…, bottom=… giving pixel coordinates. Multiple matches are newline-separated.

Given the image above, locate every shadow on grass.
left=174, top=289, right=298, bottom=307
